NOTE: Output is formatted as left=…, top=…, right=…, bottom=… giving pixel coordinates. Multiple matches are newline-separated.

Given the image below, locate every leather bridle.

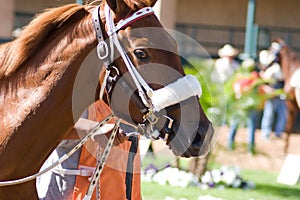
left=92, top=5, right=203, bottom=140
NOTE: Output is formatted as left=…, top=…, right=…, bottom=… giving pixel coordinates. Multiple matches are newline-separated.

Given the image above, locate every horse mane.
left=0, top=4, right=92, bottom=79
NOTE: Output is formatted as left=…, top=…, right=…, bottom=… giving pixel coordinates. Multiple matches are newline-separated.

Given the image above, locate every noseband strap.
left=151, top=75, right=202, bottom=112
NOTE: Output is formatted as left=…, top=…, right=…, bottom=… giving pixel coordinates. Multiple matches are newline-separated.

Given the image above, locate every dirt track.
left=211, top=126, right=300, bottom=172
left=146, top=125, right=299, bottom=173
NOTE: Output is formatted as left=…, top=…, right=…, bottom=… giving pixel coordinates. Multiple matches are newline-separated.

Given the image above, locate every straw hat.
left=218, top=44, right=239, bottom=57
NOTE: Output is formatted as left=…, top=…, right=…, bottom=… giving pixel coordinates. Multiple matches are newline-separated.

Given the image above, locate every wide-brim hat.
left=218, top=44, right=239, bottom=57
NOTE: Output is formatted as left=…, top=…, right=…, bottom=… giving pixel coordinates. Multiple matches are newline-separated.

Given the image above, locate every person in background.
left=227, top=58, right=262, bottom=154
left=258, top=49, right=287, bottom=139
left=215, top=44, right=240, bottom=83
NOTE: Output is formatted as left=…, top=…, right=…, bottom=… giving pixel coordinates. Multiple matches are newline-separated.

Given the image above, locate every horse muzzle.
left=165, top=120, right=214, bottom=158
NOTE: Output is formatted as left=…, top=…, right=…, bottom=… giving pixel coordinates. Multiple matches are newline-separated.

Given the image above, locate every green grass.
left=141, top=156, right=300, bottom=200
left=141, top=169, right=300, bottom=200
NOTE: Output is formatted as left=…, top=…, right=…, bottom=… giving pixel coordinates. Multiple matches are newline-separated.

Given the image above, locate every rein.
left=83, top=119, right=120, bottom=200
left=0, top=114, right=115, bottom=187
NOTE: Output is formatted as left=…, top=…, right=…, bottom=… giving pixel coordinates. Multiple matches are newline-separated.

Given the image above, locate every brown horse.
left=263, top=38, right=300, bottom=153
left=0, top=0, right=213, bottom=199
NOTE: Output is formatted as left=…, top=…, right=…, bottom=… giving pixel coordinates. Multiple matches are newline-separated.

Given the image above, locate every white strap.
left=52, top=165, right=95, bottom=177
left=107, top=7, right=154, bottom=36
left=105, top=5, right=153, bottom=108
left=92, top=6, right=114, bottom=66
left=92, top=6, right=104, bottom=45
left=92, top=6, right=108, bottom=60
left=93, top=5, right=154, bottom=108
left=150, top=75, right=202, bottom=112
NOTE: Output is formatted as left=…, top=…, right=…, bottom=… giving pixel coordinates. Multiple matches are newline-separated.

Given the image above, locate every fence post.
left=244, top=0, right=257, bottom=58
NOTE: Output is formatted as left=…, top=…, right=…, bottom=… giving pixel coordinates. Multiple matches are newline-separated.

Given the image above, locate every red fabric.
left=233, top=72, right=259, bottom=93
left=234, top=72, right=258, bottom=91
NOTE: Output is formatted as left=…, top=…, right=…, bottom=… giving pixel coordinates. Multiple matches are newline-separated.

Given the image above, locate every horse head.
left=95, top=0, right=214, bottom=157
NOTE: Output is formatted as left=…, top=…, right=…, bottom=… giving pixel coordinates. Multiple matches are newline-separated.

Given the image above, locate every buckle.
left=97, top=41, right=109, bottom=60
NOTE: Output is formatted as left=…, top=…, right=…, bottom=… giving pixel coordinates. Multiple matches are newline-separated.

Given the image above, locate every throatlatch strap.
left=92, top=5, right=111, bottom=66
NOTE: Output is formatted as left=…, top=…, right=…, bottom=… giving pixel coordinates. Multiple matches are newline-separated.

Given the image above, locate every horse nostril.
left=192, top=122, right=214, bottom=147
left=192, top=131, right=203, bottom=146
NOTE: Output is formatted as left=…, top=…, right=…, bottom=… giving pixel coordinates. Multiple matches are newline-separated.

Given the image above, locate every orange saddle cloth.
left=72, top=101, right=141, bottom=200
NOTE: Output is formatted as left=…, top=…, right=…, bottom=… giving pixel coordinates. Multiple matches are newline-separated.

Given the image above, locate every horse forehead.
left=121, top=26, right=177, bottom=51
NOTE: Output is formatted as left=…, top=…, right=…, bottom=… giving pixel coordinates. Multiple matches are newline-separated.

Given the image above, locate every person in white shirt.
left=258, top=49, right=287, bottom=139
left=215, top=44, right=240, bottom=83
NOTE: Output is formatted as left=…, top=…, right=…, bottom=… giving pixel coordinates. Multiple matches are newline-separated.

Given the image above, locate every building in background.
left=0, top=0, right=74, bottom=42
left=173, top=0, right=300, bottom=58
left=2, top=0, right=300, bottom=57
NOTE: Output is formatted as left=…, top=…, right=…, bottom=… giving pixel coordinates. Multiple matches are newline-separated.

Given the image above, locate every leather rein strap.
left=0, top=114, right=115, bottom=187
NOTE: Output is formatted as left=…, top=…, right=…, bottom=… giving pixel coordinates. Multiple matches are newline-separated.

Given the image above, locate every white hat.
left=218, top=44, right=239, bottom=57
left=259, top=50, right=269, bottom=65
left=259, top=49, right=276, bottom=67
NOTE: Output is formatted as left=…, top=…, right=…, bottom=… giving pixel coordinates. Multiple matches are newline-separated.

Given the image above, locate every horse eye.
left=134, top=49, right=148, bottom=60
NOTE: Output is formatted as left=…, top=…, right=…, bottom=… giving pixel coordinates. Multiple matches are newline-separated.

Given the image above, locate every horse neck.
left=0, top=11, right=98, bottom=192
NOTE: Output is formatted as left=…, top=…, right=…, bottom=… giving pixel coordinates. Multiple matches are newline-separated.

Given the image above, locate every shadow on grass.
left=256, top=183, right=300, bottom=199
